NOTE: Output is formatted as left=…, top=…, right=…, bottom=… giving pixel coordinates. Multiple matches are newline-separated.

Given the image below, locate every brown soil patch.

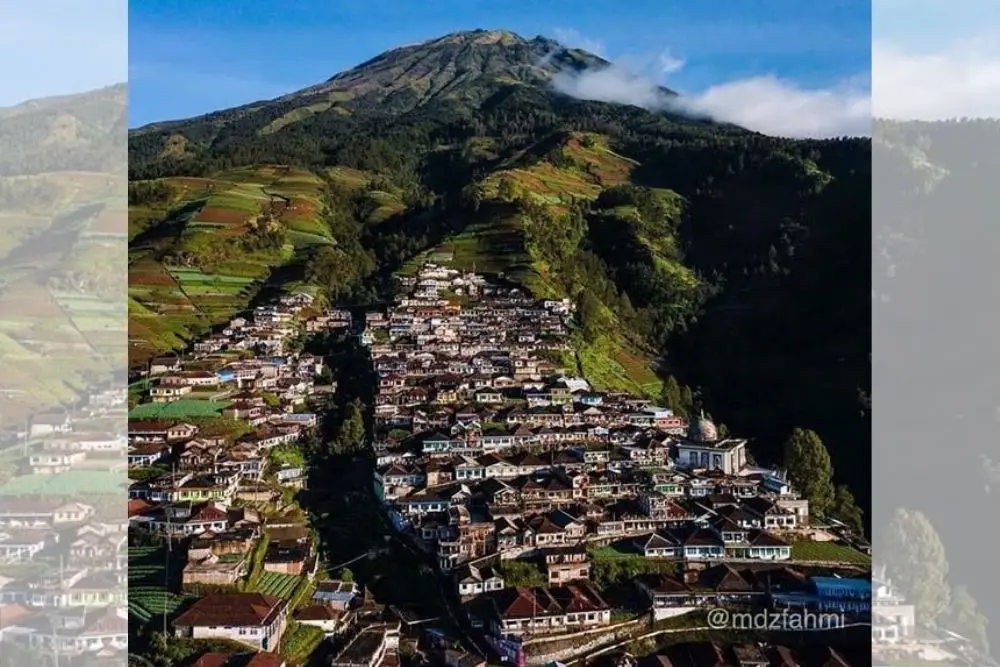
left=91, top=211, right=128, bottom=234
left=194, top=206, right=250, bottom=224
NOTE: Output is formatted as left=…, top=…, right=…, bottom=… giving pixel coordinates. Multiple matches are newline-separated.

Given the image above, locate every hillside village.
left=133, top=262, right=885, bottom=667
left=1, top=263, right=877, bottom=667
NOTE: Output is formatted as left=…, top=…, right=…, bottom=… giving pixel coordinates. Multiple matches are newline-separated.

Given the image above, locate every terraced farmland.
left=253, top=571, right=303, bottom=599
left=128, top=166, right=338, bottom=365
left=128, top=545, right=194, bottom=628
left=483, top=131, right=637, bottom=214
left=128, top=399, right=230, bottom=419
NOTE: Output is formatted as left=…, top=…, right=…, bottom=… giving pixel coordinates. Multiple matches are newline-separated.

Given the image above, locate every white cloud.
left=548, top=26, right=871, bottom=139
left=552, top=60, right=870, bottom=139
left=873, top=38, right=1000, bottom=120
left=553, top=27, right=606, bottom=58
left=659, top=51, right=685, bottom=75
left=552, top=65, right=673, bottom=110
left=681, top=76, right=872, bottom=138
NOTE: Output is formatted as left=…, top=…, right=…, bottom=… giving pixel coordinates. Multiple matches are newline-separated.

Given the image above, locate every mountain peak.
left=299, top=28, right=607, bottom=112
left=438, top=28, right=525, bottom=45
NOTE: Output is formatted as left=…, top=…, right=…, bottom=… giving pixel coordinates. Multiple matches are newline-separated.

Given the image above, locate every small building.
left=172, top=592, right=289, bottom=651
left=150, top=384, right=193, bottom=403
left=771, top=575, right=872, bottom=614
left=674, top=415, right=748, bottom=475
left=331, top=626, right=388, bottom=667
left=311, top=580, right=360, bottom=611
left=294, top=604, right=346, bottom=634
left=455, top=562, right=504, bottom=598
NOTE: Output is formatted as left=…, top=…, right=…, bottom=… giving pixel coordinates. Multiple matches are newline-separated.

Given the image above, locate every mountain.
left=127, top=29, right=694, bottom=180
left=127, top=30, right=870, bottom=526
left=0, top=85, right=127, bottom=430
left=138, top=29, right=612, bottom=137
left=0, top=84, right=127, bottom=176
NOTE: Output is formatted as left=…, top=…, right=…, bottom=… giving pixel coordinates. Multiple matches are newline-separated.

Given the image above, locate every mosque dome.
left=687, top=411, right=719, bottom=443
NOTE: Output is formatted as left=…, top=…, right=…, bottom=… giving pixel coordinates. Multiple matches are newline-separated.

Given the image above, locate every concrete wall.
left=523, top=620, right=644, bottom=666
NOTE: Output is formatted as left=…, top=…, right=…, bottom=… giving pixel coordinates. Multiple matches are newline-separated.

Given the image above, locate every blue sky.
left=0, top=0, right=126, bottom=107
left=129, top=0, right=871, bottom=132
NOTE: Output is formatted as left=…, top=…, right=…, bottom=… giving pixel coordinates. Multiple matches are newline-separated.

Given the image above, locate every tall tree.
left=334, top=398, right=367, bottom=454
left=660, top=375, right=689, bottom=419
left=944, top=584, right=989, bottom=654
left=830, top=484, right=865, bottom=536
left=576, top=290, right=604, bottom=343
left=882, top=507, right=951, bottom=624
left=782, top=427, right=834, bottom=517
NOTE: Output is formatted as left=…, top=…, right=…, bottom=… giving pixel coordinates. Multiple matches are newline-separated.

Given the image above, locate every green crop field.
left=790, top=540, right=871, bottom=564
left=129, top=546, right=194, bottom=627
left=254, top=571, right=303, bottom=599
left=0, top=470, right=127, bottom=496
left=129, top=399, right=230, bottom=419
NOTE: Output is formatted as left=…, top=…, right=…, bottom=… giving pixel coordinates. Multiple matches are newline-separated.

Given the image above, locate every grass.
left=578, top=333, right=662, bottom=400
left=790, top=540, right=872, bottom=564
left=280, top=621, right=324, bottom=665
left=260, top=102, right=334, bottom=136
left=588, top=543, right=643, bottom=561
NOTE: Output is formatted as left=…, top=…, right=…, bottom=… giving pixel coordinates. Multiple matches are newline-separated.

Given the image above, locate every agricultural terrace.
left=128, top=165, right=342, bottom=363
left=253, top=571, right=303, bottom=599
left=0, top=470, right=126, bottom=496
left=128, top=259, right=205, bottom=364
left=129, top=399, right=231, bottom=420
left=129, top=546, right=194, bottom=627
left=169, top=267, right=259, bottom=322
left=86, top=205, right=128, bottom=237
left=790, top=540, right=872, bottom=565
left=483, top=132, right=637, bottom=215
left=55, top=292, right=126, bottom=333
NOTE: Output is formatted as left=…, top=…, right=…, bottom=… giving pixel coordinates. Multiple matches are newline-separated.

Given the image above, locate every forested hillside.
left=873, top=118, right=1000, bottom=650
left=128, top=30, right=871, bottom=525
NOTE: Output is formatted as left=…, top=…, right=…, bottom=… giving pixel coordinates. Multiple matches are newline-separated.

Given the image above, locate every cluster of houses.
left=123, top=292, right=406, bottom=667
left=870, top=565, right=994, bottom=665
left=127, top=294, right=340, bottom=590
left=0, top=385, right=130, bottom=660
left=362, top=264, right=868, bottom=643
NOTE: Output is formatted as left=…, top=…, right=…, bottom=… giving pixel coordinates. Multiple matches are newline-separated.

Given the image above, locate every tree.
left=782, top=427, right=834, bottom=517
left=315, top=365, right=334, bottom=385
left=338, top=567, right=355, bottom=582
left=944, top=584, right=989, bottom=654
left=497, top=175, right=518, bottom=202
left=882, top=508, right=951, bottom=625
left=333, top=398, right=366, bottom=454
left=830, top=484, right=865, bottom=536
left=460, top=182, right=484, bottom=212
left=577, top=290, right=604, bottom=343
left=660, top=375, right=688, bottom=419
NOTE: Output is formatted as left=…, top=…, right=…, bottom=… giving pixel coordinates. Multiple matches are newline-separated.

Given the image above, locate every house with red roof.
left=484, top=582, right=611, bottom=637
left=173, top=592, right=289, bottom=651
